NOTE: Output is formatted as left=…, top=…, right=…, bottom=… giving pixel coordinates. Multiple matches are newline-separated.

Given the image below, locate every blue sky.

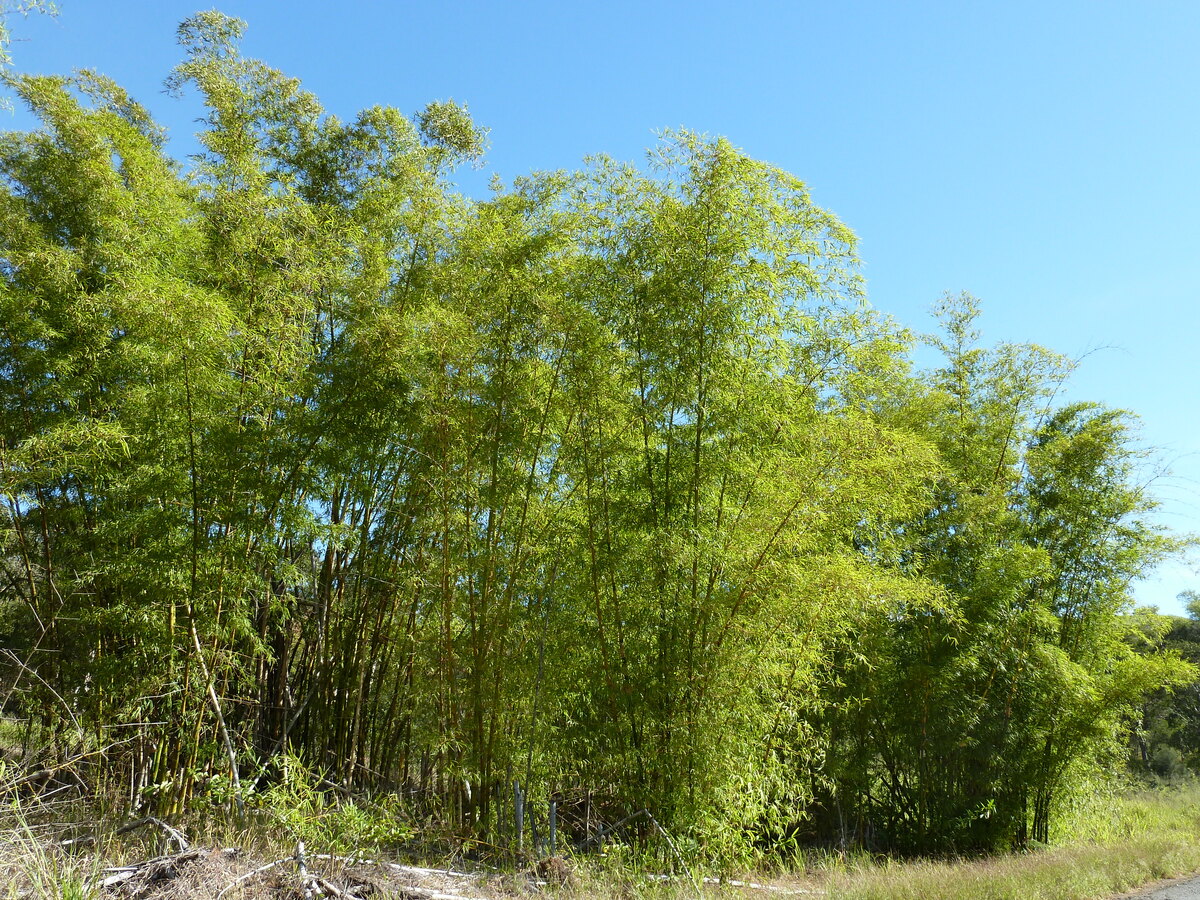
left=5, top=0, right=1199, bottom=612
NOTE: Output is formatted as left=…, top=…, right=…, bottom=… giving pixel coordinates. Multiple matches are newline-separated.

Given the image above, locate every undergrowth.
left=0, top=765, right=1198, bottom=900
left=810, top=781, right=1200, bottom=899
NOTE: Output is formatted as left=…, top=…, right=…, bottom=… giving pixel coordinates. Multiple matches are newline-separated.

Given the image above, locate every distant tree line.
left=1129, top=594, right=1200, bottom=783
left=0, top=11, right=1191, bottom=860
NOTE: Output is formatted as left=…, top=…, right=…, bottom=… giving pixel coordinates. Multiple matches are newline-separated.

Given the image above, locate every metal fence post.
left=514, top=780, right=524, bottom=853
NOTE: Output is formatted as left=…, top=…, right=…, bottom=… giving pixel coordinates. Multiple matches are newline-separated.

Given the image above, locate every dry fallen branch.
left=212, top=855, right=297, bottom=900
left=89, top=837, right=492, bottom=900
left=303, top=858, right=482, bottom=880
left=99, top=847, right=243, bottom=896
left=63, top=816, right=189, bottom=853
left=115, top=817, right=190, bottom=851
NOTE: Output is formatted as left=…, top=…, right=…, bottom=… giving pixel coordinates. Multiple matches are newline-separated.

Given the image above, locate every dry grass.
left=0, top=784, right=1197, bottom=900
left=814, top=838, right=1199, bottom=900
left=0, top=809, right=497, bottom=900
left=0, top=819, right=102, bottom=900
left=757, top=785, right=1200, bottom=900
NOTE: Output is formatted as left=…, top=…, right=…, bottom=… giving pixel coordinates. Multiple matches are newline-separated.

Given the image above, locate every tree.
left=541, top=134, right=941, bottom=851
left=1129, top=598, right=1200, bottom=778
left=0, top=2, right=52, bottom=65
left=0, top=16, right=1190, bottom=862
left=821, top=295, right=1190, bottom=853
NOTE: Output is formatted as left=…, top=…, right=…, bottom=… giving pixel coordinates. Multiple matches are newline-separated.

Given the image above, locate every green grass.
left=804, top=785, right=1200, bottom=900
left=566, top=785, right=1200, bottom=900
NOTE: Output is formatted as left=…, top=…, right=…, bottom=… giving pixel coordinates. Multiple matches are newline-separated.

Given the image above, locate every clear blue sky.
left=6, top=0, right=1199, bottom=612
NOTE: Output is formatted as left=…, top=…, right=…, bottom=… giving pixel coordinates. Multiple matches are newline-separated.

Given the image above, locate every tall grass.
left=818, top=783, right=1200, bottom=900
left=0, top=778, right=1197, bottom=900
left=566, top=784, right=1200, bottom=900
left=0, top=814, right=99, bottom=900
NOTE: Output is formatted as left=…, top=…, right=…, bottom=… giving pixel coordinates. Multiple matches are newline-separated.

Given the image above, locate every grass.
left=817, top=838, right=1196, bottom=899
left=0, top=781, right=1198, bottom=900
left=0, top=812, right=102, bottom=900
left=566, top=784, right=1200, bottom=900
left=782, top=784, right=1200, bottom=900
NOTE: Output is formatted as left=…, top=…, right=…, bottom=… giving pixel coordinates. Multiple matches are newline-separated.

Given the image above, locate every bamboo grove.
left=0, top=12, right=1191, bottom=859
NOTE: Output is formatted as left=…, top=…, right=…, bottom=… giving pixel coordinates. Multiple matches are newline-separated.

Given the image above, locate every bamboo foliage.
left=0, top=15, right=1190, bottom=858
left=818, top=295, right=1190, bottom=854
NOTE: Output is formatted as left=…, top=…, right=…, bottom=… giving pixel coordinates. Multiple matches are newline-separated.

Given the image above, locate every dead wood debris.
left=63, top=816, right=191, bottom=853
left=531, top=857, right=577, bottom=889
left=94, top=843, right=494, bottom=900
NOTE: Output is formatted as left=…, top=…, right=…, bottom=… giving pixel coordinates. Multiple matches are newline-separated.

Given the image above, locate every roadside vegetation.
left=2, top=9, right=1200, bottom=898
left=2, top=776, right=1200, bottom=900
left=818, top=784, right=1200, bottom=899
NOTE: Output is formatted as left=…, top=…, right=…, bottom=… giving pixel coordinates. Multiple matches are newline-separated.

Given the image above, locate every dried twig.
left=214, top=856, right=297, bottom=900
left=114, top=816, right=190, bottom=851
left=61, top=815, right=189, bottom=853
